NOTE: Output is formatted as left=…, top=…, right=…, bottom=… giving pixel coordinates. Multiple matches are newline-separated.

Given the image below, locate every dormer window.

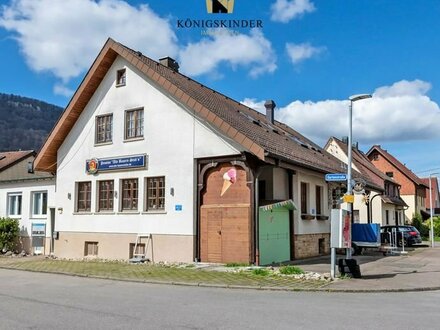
left=116, top=69, right=126, bottom=86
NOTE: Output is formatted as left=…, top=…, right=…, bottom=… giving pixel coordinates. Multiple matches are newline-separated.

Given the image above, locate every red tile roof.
left=0, top=150, right=34, bottom=171
left=35, top=38, right=345, bottom=174
left=366, top=145, right=428, bottom=188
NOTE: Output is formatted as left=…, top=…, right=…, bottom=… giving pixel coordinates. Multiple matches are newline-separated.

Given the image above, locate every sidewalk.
left=1, top=246, right=439, bottom=292
left=293, top=245, right=440, bottom=292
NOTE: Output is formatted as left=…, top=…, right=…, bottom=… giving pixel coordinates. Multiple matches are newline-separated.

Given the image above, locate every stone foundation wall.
left=294, top=233, right=330, bottom=259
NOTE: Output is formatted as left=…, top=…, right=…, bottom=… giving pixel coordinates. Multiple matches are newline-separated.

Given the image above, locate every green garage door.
left=259, top=200, right=296, bottom=265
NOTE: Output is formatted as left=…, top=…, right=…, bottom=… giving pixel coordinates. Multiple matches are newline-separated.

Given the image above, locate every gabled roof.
left=0, top=150, right=34, bottom=172
left=325, top=137, right=391, bottom=192
left=35, top=38, right=344, bottom=174
left=366, top=145, right=428, bottom=188
left=421, top=177, right=440, bottom=209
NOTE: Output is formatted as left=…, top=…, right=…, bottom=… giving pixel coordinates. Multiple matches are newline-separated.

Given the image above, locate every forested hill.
left=0, top=93, right=63, bottom=151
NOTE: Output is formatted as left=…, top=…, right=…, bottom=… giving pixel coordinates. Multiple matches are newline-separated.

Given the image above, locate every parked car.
left=381, top=225, right=423, bottom=247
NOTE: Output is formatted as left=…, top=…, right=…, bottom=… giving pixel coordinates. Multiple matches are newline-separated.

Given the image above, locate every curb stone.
left=1, top=265, right=439, bottom=293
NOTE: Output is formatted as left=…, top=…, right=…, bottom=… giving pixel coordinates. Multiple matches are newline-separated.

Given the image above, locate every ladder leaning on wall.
left=129, top=234, right=152, bottom=263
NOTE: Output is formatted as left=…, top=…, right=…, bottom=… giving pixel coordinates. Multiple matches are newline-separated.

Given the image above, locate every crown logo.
left=206, top=0, right=235, bottom=14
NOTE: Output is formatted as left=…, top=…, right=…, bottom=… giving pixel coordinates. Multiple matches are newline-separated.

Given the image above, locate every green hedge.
left=0, top=217, right=19, bottom=251
left=412, top=213, right=440, bottom=238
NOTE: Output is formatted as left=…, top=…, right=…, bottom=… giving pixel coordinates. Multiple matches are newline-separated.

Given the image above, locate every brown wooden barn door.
left=200, top=162, right=252, bottom=264
left=207, top=210, right=222, bottom=263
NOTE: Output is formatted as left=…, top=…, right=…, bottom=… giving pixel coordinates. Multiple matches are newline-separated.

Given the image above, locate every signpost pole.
left=346, top=101, right=353, bottom=260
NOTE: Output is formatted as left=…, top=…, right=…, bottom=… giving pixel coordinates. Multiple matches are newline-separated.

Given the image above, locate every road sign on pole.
left=325, top=173, right=348, bottom=182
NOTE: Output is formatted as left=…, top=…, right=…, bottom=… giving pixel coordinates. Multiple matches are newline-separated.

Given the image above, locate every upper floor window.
left=300, top=182, right=308, bottom=214
left=98, top=180, right=114, bottom=212
left=121, top=179, right=138, bottom=211
left=116, top=69, right=126, bottom=86
left=7, top=193, right=22, bottom=216
left=146, top=177, right=165, bottom=211
left=32, top=191, right=47, bottom=216
left=125, top=108, right=144, bottom=140
left=77, top=182, right=91, bottom=212
left=96, top=114, right=113, bottom=144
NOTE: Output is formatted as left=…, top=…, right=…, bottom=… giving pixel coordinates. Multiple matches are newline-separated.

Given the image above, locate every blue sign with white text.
left=175, top=205, right=183, bottom=211
left=325, top=173, right=348, bottom=182
left=86, top=154, right=147, bottom=174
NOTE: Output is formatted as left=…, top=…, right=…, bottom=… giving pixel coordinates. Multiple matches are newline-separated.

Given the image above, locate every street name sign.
left=325, top=173, right=347, bottom=182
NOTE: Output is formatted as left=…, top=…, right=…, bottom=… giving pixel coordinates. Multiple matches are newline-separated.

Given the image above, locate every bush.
left=429, top=216, right=440, bottom=237
left=0, top=217, right=20, bottom=252
left=279, top=265, right=304, bottom=275
left=412, top=212, right=429, bottom=238
left=252, top=268, right=270, bottom=276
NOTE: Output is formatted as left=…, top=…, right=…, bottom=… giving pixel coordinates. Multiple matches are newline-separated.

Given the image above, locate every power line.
left=416, top=167, right=440, bottom=175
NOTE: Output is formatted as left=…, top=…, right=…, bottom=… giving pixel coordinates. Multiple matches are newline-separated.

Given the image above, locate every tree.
left=0, top=217, right=20, bottom=252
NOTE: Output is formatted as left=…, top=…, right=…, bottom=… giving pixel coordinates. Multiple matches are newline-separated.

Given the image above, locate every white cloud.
left=53, top=83, right=74, bottom=97
left=286, top=42, right=325, bottom=64
left=178, top=29, right=277, bottom=78
left=242, top=80, right=440, bottom=144
left=0, top=0, right=178, bottom=81
left=271, top=0, right=315, bottom=23
left=241, top=98, right=266, bottom=114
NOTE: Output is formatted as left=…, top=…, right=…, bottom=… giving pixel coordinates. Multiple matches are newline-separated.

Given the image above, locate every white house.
left=325, top=137, right=407, bottom=226
left=0, top=151, right=55, bottom=254
left=34, top=38, right=350, bottom=264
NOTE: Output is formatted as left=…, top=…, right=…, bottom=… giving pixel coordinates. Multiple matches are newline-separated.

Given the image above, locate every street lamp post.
left=429, top=173, right=439, bottom=248
left=346, top=94, right=372, bottom=259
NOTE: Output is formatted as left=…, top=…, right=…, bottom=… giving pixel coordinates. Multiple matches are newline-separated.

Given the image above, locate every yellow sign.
left=343, top=194, right=354, bottom=203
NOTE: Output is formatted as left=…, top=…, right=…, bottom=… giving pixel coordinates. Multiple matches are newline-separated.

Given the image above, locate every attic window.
left=116, top=69, right=126, bottom=87
left=372, top=153, right=378, bottom=161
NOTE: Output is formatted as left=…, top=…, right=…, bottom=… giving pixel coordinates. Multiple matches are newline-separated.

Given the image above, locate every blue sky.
left=1, top=0, right=440, bottom=176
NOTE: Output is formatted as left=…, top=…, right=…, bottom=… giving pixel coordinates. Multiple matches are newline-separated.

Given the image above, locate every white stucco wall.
left=0, top=179, right=55, bottom=239
left=272, top=167, right=289, bottom=200
left=293, top=169, right=330, bottom=235
left=55, top=56, right=241, bottom=236
left=401, top=195, right=416, bottom=223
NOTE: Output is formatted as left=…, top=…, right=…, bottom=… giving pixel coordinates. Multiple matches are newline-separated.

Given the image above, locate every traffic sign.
left=325, top=173, right=348, bottom=182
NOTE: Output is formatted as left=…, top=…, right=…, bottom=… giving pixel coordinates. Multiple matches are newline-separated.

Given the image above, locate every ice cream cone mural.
left=220, top=167, right=237, bottom=196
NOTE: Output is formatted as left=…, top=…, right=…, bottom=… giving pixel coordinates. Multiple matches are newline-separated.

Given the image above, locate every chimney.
left=264, top=100, right=276, bottom=124
left=352, top=142, right=359, bottom=150
left=159, top=57, right=179, bottom=72
left=342, top=136, right=348, bottom=144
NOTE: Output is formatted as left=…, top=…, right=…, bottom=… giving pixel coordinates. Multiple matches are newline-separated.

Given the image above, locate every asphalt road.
left=0, top=269, right=438, bottom=330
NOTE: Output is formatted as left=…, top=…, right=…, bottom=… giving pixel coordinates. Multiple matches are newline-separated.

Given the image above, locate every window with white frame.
left=32, top=191, right=48, bottom=216
left=7, top=193, right=22, bottom=216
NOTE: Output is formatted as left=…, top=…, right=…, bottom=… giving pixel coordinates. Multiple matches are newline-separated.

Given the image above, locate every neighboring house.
left=0, top=150, right=55, bottom=255
left=34, top=38, right=348, bottom=264
left=325, top=137, right=407, bottom=226
left=367, top=145, right=429, bottom=222
left=421, top=177, right=440, bottom=215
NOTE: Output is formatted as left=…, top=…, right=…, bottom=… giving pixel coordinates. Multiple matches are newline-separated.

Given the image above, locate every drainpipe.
left=255, top=175, right=259, bottom=265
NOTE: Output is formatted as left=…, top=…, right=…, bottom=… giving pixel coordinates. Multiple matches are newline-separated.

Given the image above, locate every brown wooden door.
left=200, top=163, right=252, bottom=264
left=207, top=210, right=222, bottom=262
